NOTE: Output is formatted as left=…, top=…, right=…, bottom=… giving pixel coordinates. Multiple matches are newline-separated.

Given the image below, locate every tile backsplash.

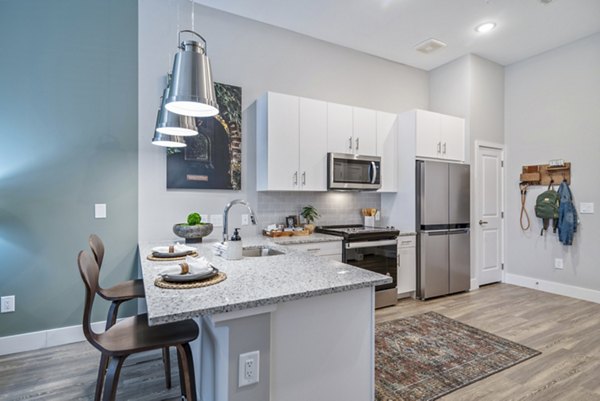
left=256, top=191, right=381, bottom=228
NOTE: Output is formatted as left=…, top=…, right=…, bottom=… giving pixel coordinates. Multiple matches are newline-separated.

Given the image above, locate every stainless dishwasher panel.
left=449, top=229, right=470, bottom=294
left=419, top=231, right=449, bottom=299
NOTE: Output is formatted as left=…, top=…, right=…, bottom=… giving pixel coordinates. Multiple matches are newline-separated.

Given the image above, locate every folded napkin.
left=152, top=243, right=196, bottom=254
left=159, top=256, right=213, bottom=276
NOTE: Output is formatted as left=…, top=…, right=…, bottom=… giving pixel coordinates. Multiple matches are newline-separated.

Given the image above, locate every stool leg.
left=105, top=301, right=122, bottom=331
left=162, top=347, right=172, bottom=389
left=102, top=355, right=126, bottom=401
left=94, top=354, right=109, bottom=401
left=176, top=343, right=197, bottom=401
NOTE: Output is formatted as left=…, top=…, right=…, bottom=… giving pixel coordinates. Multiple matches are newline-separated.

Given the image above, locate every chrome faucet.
left=223, top=199, right=257, bottom=242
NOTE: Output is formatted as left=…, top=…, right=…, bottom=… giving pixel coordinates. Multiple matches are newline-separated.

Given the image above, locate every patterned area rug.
left=375, top=312, right=540, bottom=401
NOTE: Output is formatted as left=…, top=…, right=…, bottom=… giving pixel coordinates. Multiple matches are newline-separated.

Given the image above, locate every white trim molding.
left=0, top=320, right=111, bottom=356
left=505, top=273, right=600, bottom=304
left=470, top=278, right=479, bottom=291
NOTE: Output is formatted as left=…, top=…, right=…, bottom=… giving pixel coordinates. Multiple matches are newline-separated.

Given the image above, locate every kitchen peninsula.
left=139, top=237, right=391, bottom=401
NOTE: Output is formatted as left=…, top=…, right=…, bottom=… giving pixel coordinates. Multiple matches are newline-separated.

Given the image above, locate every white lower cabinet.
left=283, top=241, right=342, bottom=262
left=397, top=235, right=416, bottom=297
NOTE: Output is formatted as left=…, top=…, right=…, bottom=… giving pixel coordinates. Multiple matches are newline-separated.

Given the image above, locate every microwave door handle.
left=370, top=161, right=377, bottom=184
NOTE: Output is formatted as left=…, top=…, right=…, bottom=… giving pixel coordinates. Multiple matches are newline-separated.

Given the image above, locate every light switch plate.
left=95, top=204, right=107, bottom=219
left=580, top=202, right=594, bottom=214
left=210, top=214, right=223, bottom=227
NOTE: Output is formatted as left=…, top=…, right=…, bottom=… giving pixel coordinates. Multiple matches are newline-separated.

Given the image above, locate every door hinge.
left=501, top=263, right=504, bottom=270
left=501, top=160, right=504, bottom=167
left=501, top=211, right=504, bottom=218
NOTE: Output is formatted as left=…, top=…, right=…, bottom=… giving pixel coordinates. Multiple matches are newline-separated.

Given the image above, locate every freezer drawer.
left=418, top=231, right=448, bottom=299
left=449, top=229, right=470, bottom=294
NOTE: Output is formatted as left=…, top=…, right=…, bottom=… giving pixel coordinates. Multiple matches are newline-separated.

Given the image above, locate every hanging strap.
left=519, top=183, right=531, bottom=231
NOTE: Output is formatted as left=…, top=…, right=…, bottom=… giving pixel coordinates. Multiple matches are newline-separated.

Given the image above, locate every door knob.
left=479, top=220, right=488, bottom=225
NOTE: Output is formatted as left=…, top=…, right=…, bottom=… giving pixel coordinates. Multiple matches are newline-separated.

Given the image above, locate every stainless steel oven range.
left=315, top=225, right=399, bottom=308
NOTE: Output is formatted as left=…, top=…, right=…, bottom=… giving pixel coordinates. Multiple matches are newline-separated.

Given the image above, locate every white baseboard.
left=470, top=278, right=479, bottom=291
left=504, top=273, right=600, bottom=304
left=0, top=320, right=110, bottom=356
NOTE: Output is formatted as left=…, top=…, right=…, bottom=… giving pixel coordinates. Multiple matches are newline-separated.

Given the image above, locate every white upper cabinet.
left=440, top=115, right=465, bottom=161
left=376, top=111, right=398, bottom=192
left=327, top=104, right=377, bottom=156
left=352, top=107, right=377, bottom=155
left=414, top=110, right=465, bottom=162
left=326, top=103, right=354, bottom=154
left=257, top=92, right=327, bottom=191
left=299, top=97, right=328, bottom=191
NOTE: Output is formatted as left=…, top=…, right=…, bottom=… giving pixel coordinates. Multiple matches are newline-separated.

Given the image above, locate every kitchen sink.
left=242, top=246, right=285, bottom=257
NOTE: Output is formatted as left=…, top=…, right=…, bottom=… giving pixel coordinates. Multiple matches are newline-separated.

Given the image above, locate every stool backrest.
left=77, top=250, right=100, bottom=346
left=89, top=234, right=105, bottom=268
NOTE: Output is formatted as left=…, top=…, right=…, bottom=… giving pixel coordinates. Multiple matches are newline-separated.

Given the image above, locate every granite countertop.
left=139, top=237, right=391, bottom=326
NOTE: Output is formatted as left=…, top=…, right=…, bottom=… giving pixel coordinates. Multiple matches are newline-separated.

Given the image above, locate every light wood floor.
left=1, top=284, right=599, bottom=400
left=376, top=283, right=600, bottom=401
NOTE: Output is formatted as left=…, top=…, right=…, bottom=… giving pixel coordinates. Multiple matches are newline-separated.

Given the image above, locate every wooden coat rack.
left=520, top=162, right=571, bottom=186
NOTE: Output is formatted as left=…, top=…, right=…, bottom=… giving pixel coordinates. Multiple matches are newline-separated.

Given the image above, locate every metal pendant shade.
left=152, top=109, right=187, bottom=148
left=165, top=30, right=219, bottom=117
left=156, top=88, right=198, bottom=136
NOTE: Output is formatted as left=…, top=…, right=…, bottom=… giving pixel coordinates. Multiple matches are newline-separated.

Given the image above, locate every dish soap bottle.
left=227, top=228, right=243, bottom=260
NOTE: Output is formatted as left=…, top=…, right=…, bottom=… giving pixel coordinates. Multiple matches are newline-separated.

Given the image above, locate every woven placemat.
left=147, top=252, right=198, bottom=262
left=154, top=272, right=227, bottom=289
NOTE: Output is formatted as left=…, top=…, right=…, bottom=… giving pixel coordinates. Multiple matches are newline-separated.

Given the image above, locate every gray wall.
left=505, top=33, right=600, bottom=290
left=428, top=54, right=505, bottom=283
left=138, top=1, right=429, bottom=242
left=0, top=0, right=138, bottom=337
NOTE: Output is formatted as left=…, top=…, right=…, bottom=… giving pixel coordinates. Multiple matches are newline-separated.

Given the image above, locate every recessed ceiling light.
left=475, top=22, right=496, bottom=34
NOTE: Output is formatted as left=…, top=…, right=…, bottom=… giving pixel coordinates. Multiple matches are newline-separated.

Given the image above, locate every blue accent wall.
left=0, top=0, right=138, bottom=336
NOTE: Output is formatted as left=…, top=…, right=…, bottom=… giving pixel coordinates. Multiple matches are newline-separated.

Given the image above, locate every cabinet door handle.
left=443, top=142, right=447, bottom=154
left=437, top=142, right=441, bottom=153
left=348, top=137, right=353, bottom=150
left=355, top=137, right=360, bottom=151
left=302, top=171, right=306, bottom=185
left=293, top=171, right=298, bottom=185
left=306, top=248, right=321, bottom=252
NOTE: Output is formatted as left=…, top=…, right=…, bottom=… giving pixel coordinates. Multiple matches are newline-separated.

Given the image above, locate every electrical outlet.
left=1, top=295, right=15, bottom=313
left=238, top=350, right=259, bottom=387
left=200, top=214, right=209, bottom=224
left=241, top=214, right=249, bottom=226
left=554, top=258, right=564, bottom=269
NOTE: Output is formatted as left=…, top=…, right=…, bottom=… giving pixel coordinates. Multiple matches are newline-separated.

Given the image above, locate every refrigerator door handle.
left=448, top=228, right=470, bottom=234
left=423, top=230, right=449, bottom=236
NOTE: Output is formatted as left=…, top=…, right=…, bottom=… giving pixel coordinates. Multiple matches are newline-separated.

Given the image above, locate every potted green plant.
left=300, top=205, right=320, bottom=234
left=173, top=212, right=214, bottom=243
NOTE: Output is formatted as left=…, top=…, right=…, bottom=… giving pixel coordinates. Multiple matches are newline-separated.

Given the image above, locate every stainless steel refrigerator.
left=416, top=160, right=470, bottom=300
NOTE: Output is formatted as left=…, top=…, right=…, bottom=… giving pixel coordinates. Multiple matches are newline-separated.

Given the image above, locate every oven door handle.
left=345, top=239, right=397, bottom=249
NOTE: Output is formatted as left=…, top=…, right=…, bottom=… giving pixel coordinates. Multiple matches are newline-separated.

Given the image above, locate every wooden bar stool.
left=88, top=234, right=172, bottom=396
left=77, top=250, right=199, bottom=401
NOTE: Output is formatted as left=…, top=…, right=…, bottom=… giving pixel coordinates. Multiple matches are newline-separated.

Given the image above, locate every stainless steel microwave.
left=327, top=153, right=381, bottom=190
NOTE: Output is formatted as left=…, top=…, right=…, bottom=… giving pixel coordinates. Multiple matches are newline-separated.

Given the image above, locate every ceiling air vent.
left=415, top=38, right=447, bottom=54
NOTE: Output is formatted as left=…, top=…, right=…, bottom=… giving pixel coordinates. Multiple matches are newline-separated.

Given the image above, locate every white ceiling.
left=194, top=0, right=600, bottom=70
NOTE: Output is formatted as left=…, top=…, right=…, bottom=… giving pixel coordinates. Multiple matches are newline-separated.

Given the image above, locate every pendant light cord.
left=520, top=183, right=531, bottom=230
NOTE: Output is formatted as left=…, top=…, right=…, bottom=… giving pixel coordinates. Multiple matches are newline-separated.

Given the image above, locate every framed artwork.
left=166, top=82, right=242, bottom=190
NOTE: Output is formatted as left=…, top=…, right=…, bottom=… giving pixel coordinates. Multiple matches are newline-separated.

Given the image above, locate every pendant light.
left=155, top=87, right=198, bottom=136
left=165, top=29, right=219, bottom=117
left=152, top=90, right=187, bottom=148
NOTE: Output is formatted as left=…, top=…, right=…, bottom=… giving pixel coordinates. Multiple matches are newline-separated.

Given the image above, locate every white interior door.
left=476, top=145, right=504, bottom=285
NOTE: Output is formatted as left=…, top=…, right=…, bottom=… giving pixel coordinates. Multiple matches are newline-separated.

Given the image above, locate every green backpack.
left=535, top=184, right=559, bottom=236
